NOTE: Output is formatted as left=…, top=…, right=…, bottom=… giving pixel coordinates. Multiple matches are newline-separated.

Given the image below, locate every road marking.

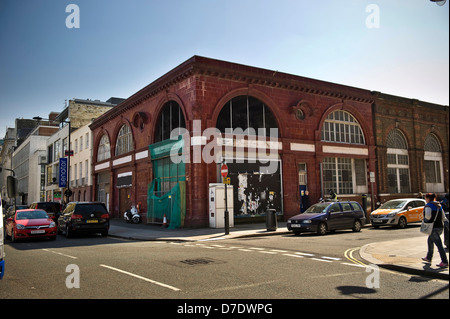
left=42, top=249, right=77, bottom=260
left=294, top=252, right=314, bottom=256
left=99, top=264, right=181, bottom=292
left=344, top=247, right=367, bottom=267
left=270, top=249, right=288, bottom=253
left=321, top=256, right=342, bottom=261
left=311, top=258, right=333, bottom=263
left=283, top=254, right=304, bottom=258
left=258, top=250, right=277, bottom=254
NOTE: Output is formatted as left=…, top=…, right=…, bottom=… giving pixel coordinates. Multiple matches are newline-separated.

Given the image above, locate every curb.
left=378, top=264, right=449, bottom=280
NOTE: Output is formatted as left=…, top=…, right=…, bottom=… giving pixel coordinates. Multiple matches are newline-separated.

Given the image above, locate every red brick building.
left=89, top=56, right=381, bottom=227
left=372, top=92, right=449, bottom=203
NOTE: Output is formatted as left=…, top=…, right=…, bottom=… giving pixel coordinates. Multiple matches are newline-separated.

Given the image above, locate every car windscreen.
left=379, top=200, right=405, bottom=209
left=38, top=203, right=60, bottom=213
left=303, top=203, right=329, bottom=214
left=16, top=210, right=49, bottom=220
left=75, top=204, right=108, bottom=217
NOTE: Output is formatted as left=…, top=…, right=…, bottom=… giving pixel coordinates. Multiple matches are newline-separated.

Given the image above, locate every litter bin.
left=266, top=209, right=277, bottom=231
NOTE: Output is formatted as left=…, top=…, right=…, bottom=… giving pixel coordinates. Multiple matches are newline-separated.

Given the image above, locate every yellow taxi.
left=370, top=198, right=426, bottom=229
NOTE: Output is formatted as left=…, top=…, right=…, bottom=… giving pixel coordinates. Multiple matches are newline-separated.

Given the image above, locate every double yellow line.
left=344, top=247, right=367, bottom=267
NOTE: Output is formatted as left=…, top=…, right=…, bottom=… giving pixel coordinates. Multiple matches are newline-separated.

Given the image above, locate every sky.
left=0, top=0, right=448, bottom=138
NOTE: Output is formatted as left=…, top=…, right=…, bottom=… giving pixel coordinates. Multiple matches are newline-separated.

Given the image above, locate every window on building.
left=386, top=129, right=410, bottom=193
left=424, top=133, right=443, bottom=192
left=97, top=134, right=111, bottom=162
left=216, top=96, right=278, bottom=137
left=322, top=157, right=367, bottom=195
left=54, top=139, right=61, bottom=160
left=321, top=110, right=365, bottom=144
left=115, top=124, right=134, bottom=156
left=154, top=101, right=186, bottom=143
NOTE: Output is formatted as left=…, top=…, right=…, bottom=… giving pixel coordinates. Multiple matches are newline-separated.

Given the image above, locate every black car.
left=29, top=202, right=61, bottom=222
left=287, top=201, right=366, bottom=236
left=57, top=202, right=110, bottom=238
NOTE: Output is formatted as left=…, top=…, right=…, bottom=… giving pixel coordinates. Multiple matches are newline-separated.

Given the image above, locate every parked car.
left=5, top=209, right=57, bottom=242
left=29, top=202, right=61, bottom=222
left=3, top=205, right=28, bottom=231
left=57, top=202, right=110, bottom=238
left=287, top=201, right=366, bottom=236
left=370, top=198, right=426, bottom=229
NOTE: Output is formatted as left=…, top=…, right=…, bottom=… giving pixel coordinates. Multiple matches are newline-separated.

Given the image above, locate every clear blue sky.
left=0, top=0, right=448, bottom=138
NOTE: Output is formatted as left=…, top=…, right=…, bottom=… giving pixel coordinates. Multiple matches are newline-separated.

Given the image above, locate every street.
left=1, top=225, right=448, bottom=302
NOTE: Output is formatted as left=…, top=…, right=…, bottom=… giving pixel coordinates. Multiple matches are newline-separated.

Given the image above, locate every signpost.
left=59, top=158, right=68, bottom=188
left=221, top=162, right=229, bottom=235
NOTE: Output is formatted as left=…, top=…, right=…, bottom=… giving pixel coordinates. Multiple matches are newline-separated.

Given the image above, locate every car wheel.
left=352, top=220, right=362, bottom=232
left=11, top=230, right=18, bottom=243
left=397, top=216, right=407, bottom=229
left=317, top=222, right=327, bottom=236
left=65, top=225, right=73, bottom=238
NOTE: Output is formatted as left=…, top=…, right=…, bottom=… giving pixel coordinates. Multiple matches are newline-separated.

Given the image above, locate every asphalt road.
left=1, top=225, right=448, bottom=303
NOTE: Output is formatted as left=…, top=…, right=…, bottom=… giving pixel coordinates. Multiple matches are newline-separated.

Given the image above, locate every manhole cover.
left=180, top=258, right=216, bottom=266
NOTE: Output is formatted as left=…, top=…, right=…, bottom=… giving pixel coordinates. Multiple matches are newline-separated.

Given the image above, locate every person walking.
left=421, top=193, right=448, bottom=268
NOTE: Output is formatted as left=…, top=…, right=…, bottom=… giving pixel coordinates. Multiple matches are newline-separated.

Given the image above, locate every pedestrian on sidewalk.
left=422, top=193, right=448, bottom=268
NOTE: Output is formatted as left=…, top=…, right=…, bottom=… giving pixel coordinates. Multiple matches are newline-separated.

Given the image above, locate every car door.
left=327, top=203, right=343, bottom=230
left=340, top=202, right=355, bottom=228
left=407, top=200, right=425, bottom=223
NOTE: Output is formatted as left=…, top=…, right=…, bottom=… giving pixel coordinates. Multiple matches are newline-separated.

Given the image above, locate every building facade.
left=372, top=92, right=449, bottom=202
left=43, top=98, right=123, bottom=204
left=90, top=56, right=380, bottom=227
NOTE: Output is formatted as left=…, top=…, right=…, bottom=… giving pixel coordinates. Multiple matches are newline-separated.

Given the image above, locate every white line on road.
left=294, top=252, right=314, bottom=256
left=321, top=256, right=342, bottom=261
left=99, top=264, right=181, bottom=292
left=42, top=249, right=78, bottom=260
left=311, top=258, right=333, bottom=263
left=341, top=262, right=366, bottom=268
left=258, top=250, right=277, bottom=254
left=283, top=254, right=304, bottom=258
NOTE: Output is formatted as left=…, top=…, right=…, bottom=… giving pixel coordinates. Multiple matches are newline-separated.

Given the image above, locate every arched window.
left=386, top=129, right=410, bottom=193
left=424, top=134, right=441, bottom=152
left=97, top=134, right=111, bottom=162
left=216, top=95, right=278, bottom=136
left=154, top=101, right=186, bottom=143
left=424, top=134, right=443, bottom=192
left=115, top=124, right=133, bottom=156
left=321, top=110, right=365, bottom=144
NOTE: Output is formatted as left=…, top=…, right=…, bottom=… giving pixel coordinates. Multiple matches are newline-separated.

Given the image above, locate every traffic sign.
left=221, top=164, right=228, bottom=178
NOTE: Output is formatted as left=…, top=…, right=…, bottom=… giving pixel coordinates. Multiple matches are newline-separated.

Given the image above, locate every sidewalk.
left=109, top=219, right=449, bottom=280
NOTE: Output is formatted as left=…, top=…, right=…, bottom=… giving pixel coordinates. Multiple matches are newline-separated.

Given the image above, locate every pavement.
left=109, top=219, right=449, bottom=280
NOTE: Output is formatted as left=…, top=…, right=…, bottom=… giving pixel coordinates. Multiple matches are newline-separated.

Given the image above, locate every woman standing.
left=421, top=193, right=448, bottom=268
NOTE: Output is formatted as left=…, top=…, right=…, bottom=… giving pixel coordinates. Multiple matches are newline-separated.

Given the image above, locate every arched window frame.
left=321, top=110, right=365, bottom=145
left=154, top=101, right=186, bottom=143
left=97, top=134, right=111, bottom=162
left=386, top=129, right=410, bottom=194
left=216, top=95, right=279, bottom=137
left=424, top=133, right=444, bottom=191
left=115, top=124, right=134, bottom=156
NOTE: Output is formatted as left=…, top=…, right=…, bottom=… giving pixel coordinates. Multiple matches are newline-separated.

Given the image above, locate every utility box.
left=209, top=183, right=234, bottom=228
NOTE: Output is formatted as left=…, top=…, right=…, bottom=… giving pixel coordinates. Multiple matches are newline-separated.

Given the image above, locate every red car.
left=5, top=209, right=57, bottom=242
